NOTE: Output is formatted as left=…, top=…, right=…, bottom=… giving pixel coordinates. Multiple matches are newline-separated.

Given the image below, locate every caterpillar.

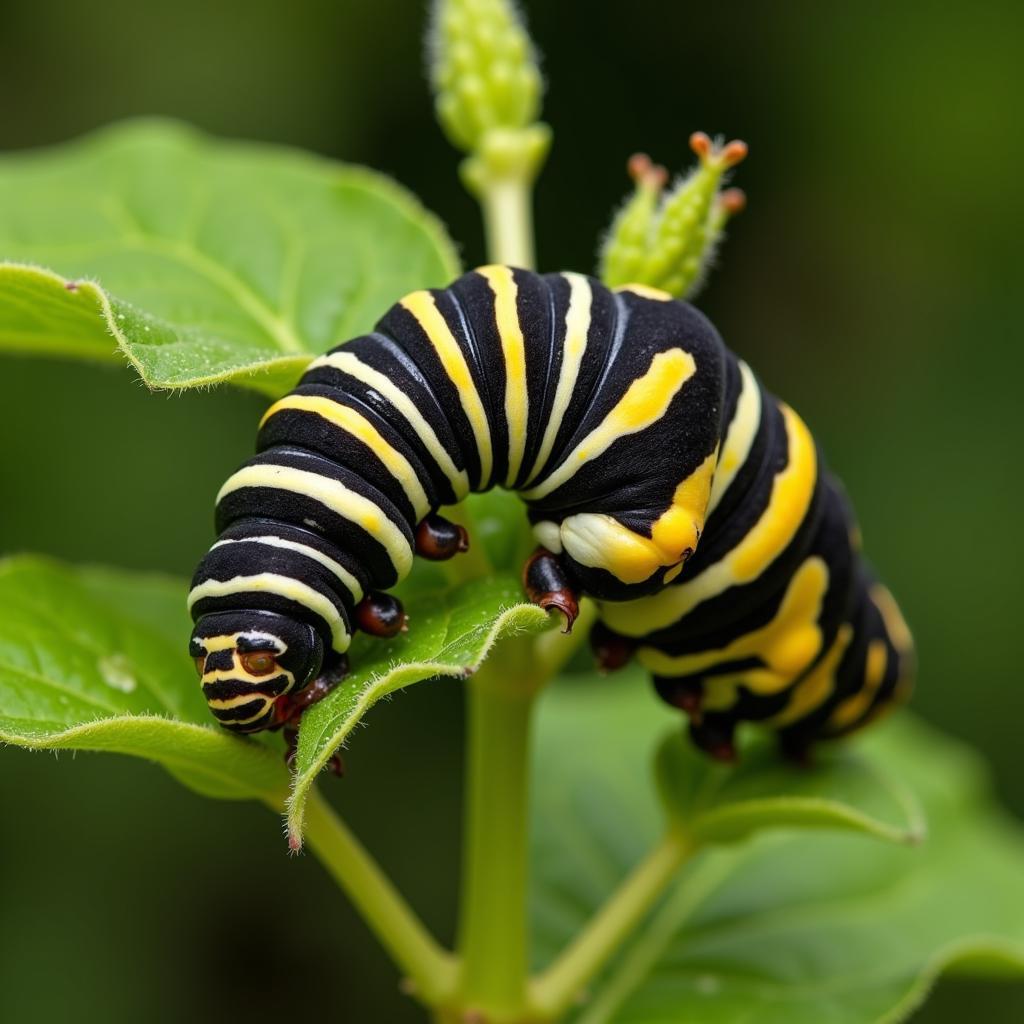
left=189, top=265, right=914, bottom=761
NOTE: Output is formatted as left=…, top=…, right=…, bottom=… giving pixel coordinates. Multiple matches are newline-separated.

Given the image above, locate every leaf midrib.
left=30, top=231, right=308, bottom=356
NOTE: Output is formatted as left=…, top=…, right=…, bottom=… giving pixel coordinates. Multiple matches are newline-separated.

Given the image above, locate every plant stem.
left=297, top=788, right=458, bottom=1005
left=480, top=174, right=536, bottom=269
left=573, top=848, right=745, bottom=1024
left=454, top=650, right=539, bottom=1019
left=529, top=829, right=693, bottom=1019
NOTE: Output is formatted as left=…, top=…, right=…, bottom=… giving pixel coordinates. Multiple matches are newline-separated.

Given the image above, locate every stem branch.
left=480, top=173, right=536, bottom=269
left=455, top=651, right=538, bottom=1019
left=573, top=848, right=744, bottom=1024
left=530, top=830, right=693, bottom=1019
left=296, top=788, right=458, bottom=1004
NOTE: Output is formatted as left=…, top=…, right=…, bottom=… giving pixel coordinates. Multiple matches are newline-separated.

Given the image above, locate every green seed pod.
left=428, top=0, right=543, bottom=153
left=600, top=133, right=748, bottom=300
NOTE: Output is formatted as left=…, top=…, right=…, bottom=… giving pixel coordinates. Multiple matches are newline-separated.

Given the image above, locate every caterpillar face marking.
left=190, top=266, right=914, bottom=761
left=188, top=611, right=323, bottom=733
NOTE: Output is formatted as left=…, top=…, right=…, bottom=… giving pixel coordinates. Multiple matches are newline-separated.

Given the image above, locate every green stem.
left=454, top=650, right=539, bottom=1019
left=530, top=830, right=693, bottom=1019
left=297, top=788, right=458, bottom=1005
left=480, top=173, right=536, bottom=269
left=574, top=848, right=745, bottom=1024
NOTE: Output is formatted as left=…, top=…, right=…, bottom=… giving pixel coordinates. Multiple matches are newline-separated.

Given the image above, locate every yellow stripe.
left=477, top=265, right=528, bottom=485
left=207, top=689, right=283, bottom=710
left=650, top=449, right=718, bottom=560
left=204, top=670, right=293, bottom=691
left=523, top=272, right=592, bottom=487
left=731, top=405, right=817, bottom=579
left=766, top=624, right=853, bottom=727
left=197, top=633, right=297, bottom=696
left=558, top=450, right=717, bottom=585
left=827, top=638, right=888, bottom=731
left=601, top=403, right=818, bottom=637
left=523, top=347, right=697, bottom=501
left=400, top=289, right=494, bottom=487
left=615, top=283, right=672, bottom=301
left=188, top=572, right=350, bottom=652
left=871, top=583, right=913, bottom=654
left=872, top=582, right=914, bottom=705
left=221, top=698, right=275, bottom=725
left=307, top=351, right=469, bottom=500
left=636, top=556, right=829, bottom=695
left=210, top=536, right=364, bottom=603
left=196, top=631, right=284, bottom=654
left=217, top=463, right=413, bottom=581
left=260, top=395, right=430, bottom=519
left=707, top=360, right=761, bottom=515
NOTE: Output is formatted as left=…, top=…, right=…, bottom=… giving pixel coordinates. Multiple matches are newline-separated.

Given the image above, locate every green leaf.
left=655, top=729, right=925, bottom=847
left=0, top=263, right=119, bottom=362
left=286, top=571, right=550, bottom=845
left=531, top=671, right=1024, bottom=1023
left=0, top=553, right=551, bottom=846
left=0, top=556, right=286, bottom=802
left=0, top=119, right=460, bottom=395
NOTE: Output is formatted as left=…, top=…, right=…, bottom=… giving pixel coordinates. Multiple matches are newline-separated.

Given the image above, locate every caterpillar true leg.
left=777, top=732, right=814, bottom=767
left=653, top=676, right=738, bottom=762
left=522, top=548, right=580, bottom=633
left=190, top=265, right=913, bottom=762
left=689, top=718, right=738, bottom=763
left=415, top=513, right=470, bottom=560
left=355, top=592, right=409, bottom=638
left=272, top=660, right=348, bottom=772
left=271, top=659, right=348, bottom=729
left=653, top=677, right=704, bottom=718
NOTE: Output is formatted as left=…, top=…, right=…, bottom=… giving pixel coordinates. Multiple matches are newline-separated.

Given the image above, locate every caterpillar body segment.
left=189, top=266, right=913, bottom=756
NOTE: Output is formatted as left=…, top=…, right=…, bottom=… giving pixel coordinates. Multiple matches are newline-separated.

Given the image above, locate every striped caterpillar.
left=189, top=265, right=913, bottom=761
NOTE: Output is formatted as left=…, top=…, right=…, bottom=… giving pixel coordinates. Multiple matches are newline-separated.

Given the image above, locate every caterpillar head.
left=189, top=611, right=324, bottom=733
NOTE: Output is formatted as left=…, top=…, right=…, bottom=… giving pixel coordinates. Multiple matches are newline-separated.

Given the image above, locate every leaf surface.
left=531, top=672, right=1024, bottom=1023
left=0, top=557, right=286, bottom=802
left=0, top=556, right=551, bottom=839
left=0, top=120, right=460, bottom=394
left=286, top=571, right=550, bottom=844
left=655, top=728, right=925, bottom=847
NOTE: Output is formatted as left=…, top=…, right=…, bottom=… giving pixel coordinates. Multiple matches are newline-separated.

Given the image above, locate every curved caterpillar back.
left=189, top=266, right=914, bottom=759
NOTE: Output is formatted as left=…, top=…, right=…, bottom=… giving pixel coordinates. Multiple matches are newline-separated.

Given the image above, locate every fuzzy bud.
left=600, top=132, right=748, bottom=299
left=429, top=0, right=544, bottom=154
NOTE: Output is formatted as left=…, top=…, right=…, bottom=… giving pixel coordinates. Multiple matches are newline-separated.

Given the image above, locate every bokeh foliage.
left=1, top=0, right=1022, bottom=1021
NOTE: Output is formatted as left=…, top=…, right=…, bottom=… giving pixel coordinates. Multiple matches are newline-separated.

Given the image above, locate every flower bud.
left=600, top=132, right=748, bottom=299
left=428, top=0, right=544, bottom=153
left=600, top=155, right=669, bottom=288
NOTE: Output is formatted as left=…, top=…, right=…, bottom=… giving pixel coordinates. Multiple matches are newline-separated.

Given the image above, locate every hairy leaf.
left=0, top=263, right=119, bottom=362
left=286, top=572, right=550, bottom=845
left=531, top=672, right=1024, bottom=1022
left=0, top=557, right=286, bottom=802
left=0, top=556, right=551, bottom=843
left=0, top=120, right=460, bottom=395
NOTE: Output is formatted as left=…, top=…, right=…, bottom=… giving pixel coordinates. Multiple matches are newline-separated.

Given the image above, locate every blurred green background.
left=1, top=0, right=1021, bottom=1020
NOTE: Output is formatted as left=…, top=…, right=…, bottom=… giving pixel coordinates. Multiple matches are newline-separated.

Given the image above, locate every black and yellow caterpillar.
left=189, top=265, right=914, bottom=760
